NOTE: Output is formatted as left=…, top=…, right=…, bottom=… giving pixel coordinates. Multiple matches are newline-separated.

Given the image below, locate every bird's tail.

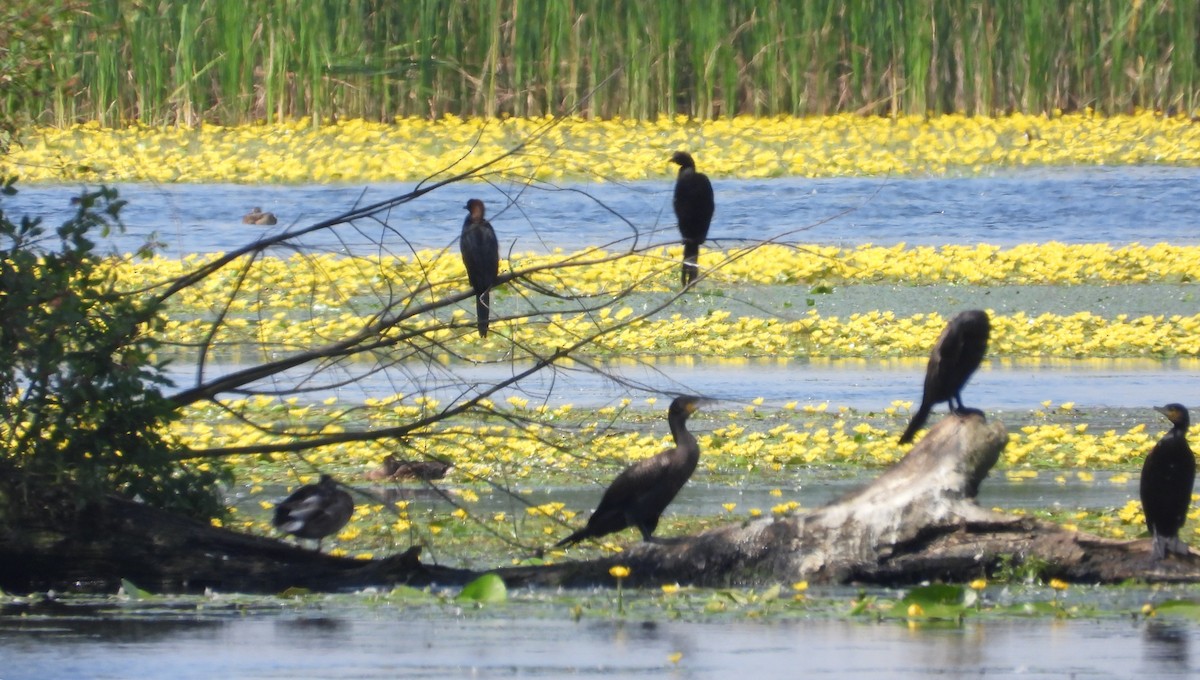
left=681, top=241, right=701, bottom=287
left=554, top=526, right=591, bottom=548
left=898, top=404, right=931, bottom=444
left=475, top=290, right=490, bottom=338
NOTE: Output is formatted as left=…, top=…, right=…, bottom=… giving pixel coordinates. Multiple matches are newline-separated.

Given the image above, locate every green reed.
left=8, top=0, right=1200, bottom=126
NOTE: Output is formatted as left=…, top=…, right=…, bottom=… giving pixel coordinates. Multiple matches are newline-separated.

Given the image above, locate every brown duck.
left=242, top=207, right=278, bottom=225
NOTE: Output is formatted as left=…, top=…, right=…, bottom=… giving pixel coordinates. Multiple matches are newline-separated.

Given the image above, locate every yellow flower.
left=1049, top=578, right=1069, bottom=591
left=661, top=583, right=680, bottom=594
left=791, top=581, right=809, bottom=592
left=906, top=603, right=925, bottom=617
left=667, top=652, right=683, bottom=664
left=609, top=565, right=631, bottom=579
left=969, top=578, right=987, bottom=591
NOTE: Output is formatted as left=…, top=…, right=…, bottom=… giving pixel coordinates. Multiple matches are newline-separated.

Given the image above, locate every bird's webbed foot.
left=1166, top=536, right=1192, bottom=557
left=1150, top=534, right=1169, bottom=562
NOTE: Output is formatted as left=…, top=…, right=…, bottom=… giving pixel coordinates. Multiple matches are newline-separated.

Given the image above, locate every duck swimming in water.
left=242, top=207, right=278, bottom=225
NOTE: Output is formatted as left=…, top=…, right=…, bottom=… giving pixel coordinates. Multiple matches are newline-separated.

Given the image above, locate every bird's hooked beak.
left=1155, top=405, right=1180, bottom=422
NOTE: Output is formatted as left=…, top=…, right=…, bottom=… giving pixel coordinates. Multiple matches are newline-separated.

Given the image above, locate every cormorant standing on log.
left=460, top=198, right=500, bottom=337
left=272, top=475, right=354, bottom=551
left=1140, top=403, right=1195, bottom=560
left=670, top=151, right=714, bottom=288
left=898, top=310, right=990, bottom=444
left=556, top=396, right=706, bottom=547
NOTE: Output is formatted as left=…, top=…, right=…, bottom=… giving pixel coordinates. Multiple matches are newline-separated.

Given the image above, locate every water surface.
left=1, top=605, right=1195, bottom=679
left=8, top=166, right=1196, bottom=257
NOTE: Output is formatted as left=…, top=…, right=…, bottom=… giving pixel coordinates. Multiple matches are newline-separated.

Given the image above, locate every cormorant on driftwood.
left=556, top=395, right=706, bottom=547
left=272, top=474, right=354, bottom=551
left=242, top=207, right=277, bottom=225
left=899, top=309, right=990, bottom=444
left=670, top=151, right=714, bottom=288
left=1141, top=403, right=1196, bottom=560
left=460, top=198, right=500, bottom=337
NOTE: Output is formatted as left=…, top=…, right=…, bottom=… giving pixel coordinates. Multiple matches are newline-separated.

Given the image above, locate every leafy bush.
left=0, top=179, right=227, bottom=521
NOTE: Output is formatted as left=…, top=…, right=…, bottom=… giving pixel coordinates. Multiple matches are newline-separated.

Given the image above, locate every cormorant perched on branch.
left=556, top=396, right=706, bottom=547
left=670, top=151, right=714, bottom=288
left=460, top=198, right=500, bottom=337
left=898, top=310, right=990, bottom=444
left=1140, top=403, right=1195, bottom=560
left=272, top=475, right=354, bottom=551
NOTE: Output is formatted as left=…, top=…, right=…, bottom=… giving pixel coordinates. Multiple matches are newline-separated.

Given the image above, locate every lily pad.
left=458, top=573, right=507, bottom=604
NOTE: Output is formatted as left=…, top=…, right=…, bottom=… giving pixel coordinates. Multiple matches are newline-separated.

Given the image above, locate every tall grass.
left=10, top=0, right=1200, bottom=126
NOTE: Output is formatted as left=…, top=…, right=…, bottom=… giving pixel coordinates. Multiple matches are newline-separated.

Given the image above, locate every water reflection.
left=1145, top=620, right=1191, bottom=672
left=7, top=611, right=1194, bottom=679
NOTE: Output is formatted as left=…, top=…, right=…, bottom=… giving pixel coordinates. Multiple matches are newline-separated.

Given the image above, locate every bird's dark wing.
left=594, top=453, right=673, bottom=514
left=673, top=173, right=714, bottom=243
left=461, top=221, right=500, bottom=293
left=273, top=486, right=323, bottom=530
left=1141, top=436, right=1196, bottom=536
left=925, top=312, right=988, bottom=403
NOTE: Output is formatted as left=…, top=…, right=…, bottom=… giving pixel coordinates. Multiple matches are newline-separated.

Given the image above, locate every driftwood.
left=3, top=413, right=1198, bottom=594
left=497, top=413, right=1200, bottom=588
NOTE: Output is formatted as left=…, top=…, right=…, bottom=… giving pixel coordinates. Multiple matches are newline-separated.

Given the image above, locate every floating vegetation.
left=7, top=112, right=1200, bottom=184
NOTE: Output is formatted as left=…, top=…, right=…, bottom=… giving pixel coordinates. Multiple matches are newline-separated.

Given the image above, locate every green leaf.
left=719, top=589, right=750, bottom=605
left=902, top=584, right=965, bottom=607
left=759, top=584, right=782, bottom=602
left=458, top=573, right=507, bottom=603
left=1154, top=600, right=1200, bottom=620
left=388, top=585, right=435, bottom=602
left=120, top=578, right=154, bottom=600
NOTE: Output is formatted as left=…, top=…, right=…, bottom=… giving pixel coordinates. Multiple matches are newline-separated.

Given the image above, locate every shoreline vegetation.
left=7, top=1, right=1200, bottom=126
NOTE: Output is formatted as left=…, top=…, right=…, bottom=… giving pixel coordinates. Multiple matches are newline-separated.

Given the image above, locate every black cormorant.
left=556, top=395, right=706, bottom=546
left=272, top=474, right=354, bottom=551
left=670, top=151, right=714, bottom=288
left=460, top=198, right=500, bottom=337
left=1140, top=403, right=1195, bottom=560
left=898, top=309, right=990, bottom=444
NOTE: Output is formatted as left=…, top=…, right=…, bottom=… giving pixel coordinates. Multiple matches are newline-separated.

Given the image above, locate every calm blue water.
left=6, top=166, right=1197, bottom=257
left=166, top=356, right=1200, bottom=416
left=1, top=606, right=1195, bottom=679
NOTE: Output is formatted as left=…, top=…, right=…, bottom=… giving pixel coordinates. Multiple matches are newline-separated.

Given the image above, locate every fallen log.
left=498, top=413, right=1200, bottom=588
left=2, top=413, right=1197, bottom=594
